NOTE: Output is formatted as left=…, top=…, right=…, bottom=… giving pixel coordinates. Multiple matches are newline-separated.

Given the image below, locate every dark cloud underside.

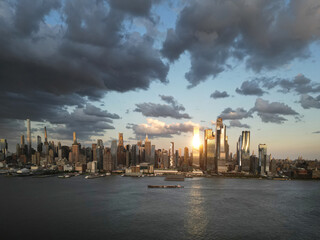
left=162, top=0, right=320, bottom=87
left=0, top=0, right=168, bottom=142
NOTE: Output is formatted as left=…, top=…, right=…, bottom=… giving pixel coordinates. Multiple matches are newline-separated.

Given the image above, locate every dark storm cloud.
left=235, top=80, right=266, bottom=96
left=161, top=0, right=320, bottom=87
left=109, top=0, right=159, bottom=17
left=299, top=94, right=320, bottom=109
left=42, top=104, right=117, bottom=142
left=219, top=108, right=252, bottom=120
left=0, top=0, right=168, bottom=141
left=228, top=120, right=250, bottom=129
left=83, top=104, right=120, bottom=119
left=127, top=118, right=199, bottom=139
left=134, top=95, right=191, bottom=119
left=210, top=90, right=230, bottom=99
left=252, top=98, right=299, bottom=124
left=313, top=131, right=320, bottom=134
left=0, top=119, right=27, bottom=147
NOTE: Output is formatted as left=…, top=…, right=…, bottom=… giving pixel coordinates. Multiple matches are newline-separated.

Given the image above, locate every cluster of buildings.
left=0, top=118, right=319, bottom=179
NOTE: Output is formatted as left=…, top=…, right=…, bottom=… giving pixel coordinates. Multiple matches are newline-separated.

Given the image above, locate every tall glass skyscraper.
left=241, top=131, right=250, bottom=172
left=216, top=118, right=227, bottom=172
left=258, top=144, right=268, bottom=175
left=204, top=129, right=216, bottom=172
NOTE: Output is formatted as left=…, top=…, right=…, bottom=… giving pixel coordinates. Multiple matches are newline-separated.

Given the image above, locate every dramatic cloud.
left=162, top=0, right=320, bottom=87
left=0, top=0, right=167, bottom=141
left=260, top=74, right=320, bottom=94
left=313, top=131, right=320, bottom=134
left=134, top=95, right=191, bottom=119
left=299, top=94, right=320, bottom=109
left=219, top=108, right=252, bottom=120
left=228, top=120, right=250, bottom=129
left=236, top=80, right=266, bottom=96
left=252, top=98, right=299, bottom=123
left=128, top=118, right=199, bottom=139
left=210, top=90, right=230, bottom=99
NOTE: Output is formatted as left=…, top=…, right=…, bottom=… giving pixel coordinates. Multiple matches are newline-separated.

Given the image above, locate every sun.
left=193, top=134, right=200, bottom=149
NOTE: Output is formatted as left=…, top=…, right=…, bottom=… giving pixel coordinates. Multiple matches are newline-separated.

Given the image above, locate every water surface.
left=1, top=176, right=319, bottom=240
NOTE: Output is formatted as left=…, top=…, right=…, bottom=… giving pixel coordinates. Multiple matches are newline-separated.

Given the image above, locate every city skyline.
left=0, top=0, right=320, bottom=159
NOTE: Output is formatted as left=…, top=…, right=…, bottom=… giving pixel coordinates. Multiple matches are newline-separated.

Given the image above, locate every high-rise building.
left=16, top=144, right=20, bottom=156
left=44, top=127, right=48, bottom=143
left=118, top=133, right=124, bottom=147
left=43, top=127, right=49, bottom=155
left=204, top=129, right=216, bottom=172
left=169, top=142, right=175, bottom=168
left=71, top=135, right=80, bottom=163
left=103, top=147, right=113, bottom=172
left=145, top=135, right=151, bottom=163
left=184, top=147, right=189, bottom=166
left=92, top=144, right=97, bottom=162
left=37, top=136, right=42, bottom=153
left=240, top=131, right=250, bottom=172
left=97, top=139, right=104, bottom=169
left=258, top=144, right=269, bottom=175
left=216, top=118, right=227, bottom=172
left=175, top=150, right=179, bottom=167
left=111, top=140, right=117, bottom=168
left=21, top=135, right=25, bottom=146
left=27, top=119, right=31, bottom=155
left=73, top=132, right=77, bottom=144
left=151, top=145, right=155, bottom=165
left=0, top=139, right=8, bottom=159
left=192, top=127, right=200, bottom=169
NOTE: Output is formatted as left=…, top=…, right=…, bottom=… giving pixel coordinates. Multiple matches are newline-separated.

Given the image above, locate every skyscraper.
left=258, top=144, right=269, bottom=175
left=216, top=118, right=227, bottom=172
left=27, top=119, right=31, bottom=155
left=169, top=142, right=175, bottom=168
left=118, top=133, right=124, bottom=147
left=73, top=131, right=77, bottom=144
left=44, top=127, right=48, bottom=143
left=151, top=145, right=155, bottom=165
left=145, top=135, right=151, bottom=163
left=72, top=132, right=80, bottom=163
left=97, top=139, right=104, bottom=169
left=184, top=147, right=189, bottom=166
left=43, top=127, right=49, bottom=155
left=21, top=135, right=25, bottom=146
left=192, top=126, right=200, bottom=168
left=0, top=139, right=8, bottom=159
left=204, top=129, right=216, bottom=173
left=237, top=135, right=242, bottom=169
left=241, top=131, right=250, bottom=172
left=37, top=136, right=42, bottom=153
left=103, top=147, right=113, bottom=172
left=111, top=140, right=118, bottom=168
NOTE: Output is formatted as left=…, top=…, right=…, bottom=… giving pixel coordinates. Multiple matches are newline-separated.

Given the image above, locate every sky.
left=0, top=0, right=320, bottom=159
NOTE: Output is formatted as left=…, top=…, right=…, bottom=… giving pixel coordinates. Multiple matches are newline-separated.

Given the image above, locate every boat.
left=85, top=175, right=101, bottom=179
left=148, top=185, right=184, bottom=188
